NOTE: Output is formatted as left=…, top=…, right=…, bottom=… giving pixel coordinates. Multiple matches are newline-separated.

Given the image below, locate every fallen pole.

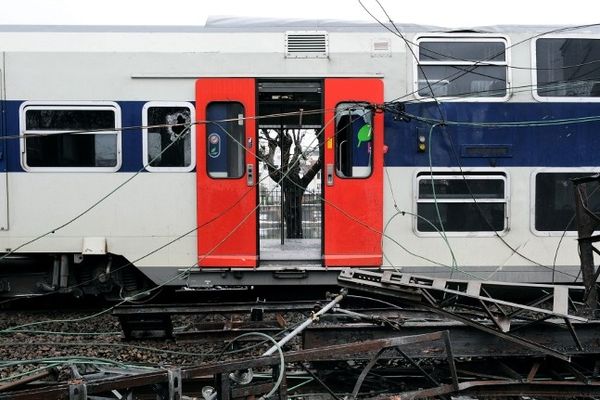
left=263, top=289, right=347, bottom=356
left=208, top=289, right=347, bottom=399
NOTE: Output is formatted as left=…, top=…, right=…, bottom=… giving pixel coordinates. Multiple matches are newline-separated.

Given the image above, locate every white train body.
left=0, top=18, right=598, bottom=296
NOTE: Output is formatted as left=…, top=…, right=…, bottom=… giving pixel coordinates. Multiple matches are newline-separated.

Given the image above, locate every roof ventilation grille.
left=285, top=31, right=328, bottom=58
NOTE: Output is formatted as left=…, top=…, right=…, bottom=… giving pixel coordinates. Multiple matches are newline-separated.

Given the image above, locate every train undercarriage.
left=0, top=253, right=153, bottom=300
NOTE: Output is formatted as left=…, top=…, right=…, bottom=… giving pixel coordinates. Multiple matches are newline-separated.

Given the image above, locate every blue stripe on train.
left=2, top=100, right=600, bottom=172
left=384, top=101, right=600, bottom=167
left=3, top=101, right=149, bottom=173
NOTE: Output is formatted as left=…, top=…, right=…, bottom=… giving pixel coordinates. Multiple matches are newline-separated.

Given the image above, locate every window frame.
left=19, top=101, right=122, bottom=172
left=413, top=35, right=511, bottom=102
left=334, top=102, right=374, bottom=180
left=532, top=35, right=600, bottom=103
left=530, top=168, right=600, bottom=236
left=413, top=168, right=510, bottom=237
left=142, top=101, right=196, bottom=173
left=205, top=101, right=246, bottom=180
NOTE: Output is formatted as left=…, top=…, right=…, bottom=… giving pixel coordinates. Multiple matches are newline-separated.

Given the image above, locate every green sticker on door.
left=357, top=124, right=372, bottom=147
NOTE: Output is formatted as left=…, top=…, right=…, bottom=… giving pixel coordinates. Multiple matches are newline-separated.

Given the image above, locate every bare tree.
left=260, top=129, right=321, bottom=239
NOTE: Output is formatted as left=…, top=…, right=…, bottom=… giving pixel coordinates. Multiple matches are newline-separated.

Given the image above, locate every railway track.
left=1, top=275, right=600, bottom=399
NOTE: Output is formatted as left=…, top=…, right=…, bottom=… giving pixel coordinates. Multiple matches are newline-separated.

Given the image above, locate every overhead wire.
left=194, top=100, right=468, bottom=276
left=0, top=107, right=330, bottom=141
left=358, top=0, right=445, bottom=123
left=0, top=99, right=594, bottom=300
left=374, top=0, right=478, bottom=277
left=0, top=54, right=595, bottom=400
left=0, top=107, right=349, bottom=308
left=363, top=0, right=466, bottom=275
left=397, top=110, right=598, bottom=281
left=426, top=123, right=459, bottom=276
left=0, top=98, right=475, bottom=309
left=9, top=98, right=591, bottom=299
left=360, top=0, right=594, bottom=278
left=7, top=14, right=600, bottom=383
left=382, top=159, right=488, bottom=278
left=431, top=119, right=581, bottom=279
left=0, top=18, right=595, bottom=276
left=401, top=111, right=600, bottom=128
left=360, top=0, right=600, bottom=105
left=386, top=21, right=600, bottom=103
left=385, top=24, right=600, bottom=102
left=387, top=108, right=582, bottom=279
left=0, top=122, right=195, bottom=263
left=249, top=108, right=480, bottom=276
left=401, top=80, right=597, bottom=104
left=0, top=104, right=343, bottom=267
left=2, top=13, right=599, bottom=300
left=0, top=107, right=343, bottom=332
left=0, top=107, right=329, bottom=268
left=354, top=4, right=600, bottom=72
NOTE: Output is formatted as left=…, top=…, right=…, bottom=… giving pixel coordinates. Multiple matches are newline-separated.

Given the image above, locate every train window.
left=534, top=172, right=600, bottom=232
left=142, top=102, right=195, bottom=172
left=536, top=38, right=600, bottom=98
left=416, top=172, right=507, bottom=233
left=20, top=104, right=121, bottom=171
left=335, top=103, right=373, bottom=178
left=416, top=38, right=508, bottom=99
left=206, top=102, right=245, bottom=179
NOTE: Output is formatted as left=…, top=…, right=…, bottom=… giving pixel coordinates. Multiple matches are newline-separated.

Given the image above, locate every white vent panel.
left=285, top=31, right=328, bottom=58
left=371, top=39, right=391, bottom=57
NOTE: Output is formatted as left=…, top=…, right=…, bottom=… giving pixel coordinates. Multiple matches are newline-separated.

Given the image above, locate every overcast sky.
left=0, top=0, right=597, bottom=28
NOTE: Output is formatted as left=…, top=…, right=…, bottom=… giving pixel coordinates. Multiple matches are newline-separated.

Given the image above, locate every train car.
left=0, top=17, right=599, bottom=298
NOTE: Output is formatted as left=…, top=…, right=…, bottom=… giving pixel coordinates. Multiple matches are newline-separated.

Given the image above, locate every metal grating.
left=285, top=31, right=328, bottom=58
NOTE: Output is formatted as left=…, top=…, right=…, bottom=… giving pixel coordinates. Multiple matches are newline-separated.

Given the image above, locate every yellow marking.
left=327, top=138, right=333, bottom=149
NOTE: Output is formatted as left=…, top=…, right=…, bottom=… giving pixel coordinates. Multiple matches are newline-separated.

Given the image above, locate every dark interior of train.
left=256, top=80, right=323, bottom=263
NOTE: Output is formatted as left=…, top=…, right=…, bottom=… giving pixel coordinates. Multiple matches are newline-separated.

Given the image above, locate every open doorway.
left=257, top=81, right=323, bottom=263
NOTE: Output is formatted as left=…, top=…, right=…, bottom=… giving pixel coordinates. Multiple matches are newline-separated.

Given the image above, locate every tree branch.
left=300, top=159, right=322, bottom=189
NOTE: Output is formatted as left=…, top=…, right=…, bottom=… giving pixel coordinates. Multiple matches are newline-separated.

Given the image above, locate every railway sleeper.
left=118, top=312, right=174, bottom=340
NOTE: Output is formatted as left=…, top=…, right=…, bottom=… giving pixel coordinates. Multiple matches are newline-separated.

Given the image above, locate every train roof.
left=0, top=16, right=597, bottom=35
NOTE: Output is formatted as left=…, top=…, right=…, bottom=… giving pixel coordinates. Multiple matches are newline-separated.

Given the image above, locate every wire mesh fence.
left=259, top=189, right=322, bottom=239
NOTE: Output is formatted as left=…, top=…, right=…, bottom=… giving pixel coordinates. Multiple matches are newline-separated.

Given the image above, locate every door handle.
left=326, top=163, right=334, bottom=186
left=337, top=140, right=347, bottom=176
left=246, top=164, right=254, bottom=186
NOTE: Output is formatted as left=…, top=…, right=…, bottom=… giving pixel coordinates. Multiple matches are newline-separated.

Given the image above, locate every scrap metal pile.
left=2, top=270, right=600, bottom=399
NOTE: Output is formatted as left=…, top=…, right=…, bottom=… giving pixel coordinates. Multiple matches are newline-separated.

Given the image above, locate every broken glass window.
left=145, top=106, right=193, bottom=169
left=23, top=107, right=119, bottom=169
